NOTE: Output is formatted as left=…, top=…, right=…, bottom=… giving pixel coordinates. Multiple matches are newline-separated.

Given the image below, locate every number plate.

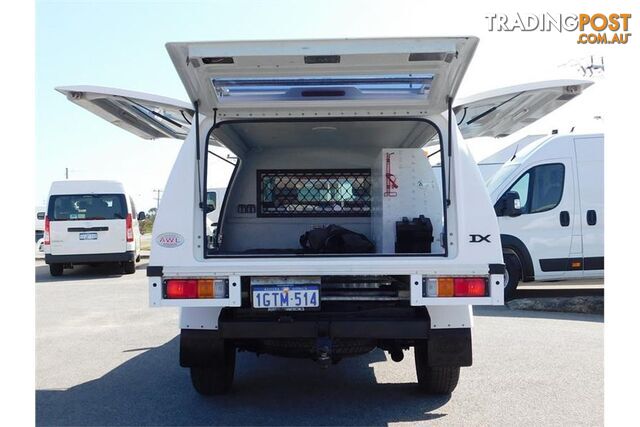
left=79, top=232, right=98, bottom=240
left=252, top=285, right=320, bottom=310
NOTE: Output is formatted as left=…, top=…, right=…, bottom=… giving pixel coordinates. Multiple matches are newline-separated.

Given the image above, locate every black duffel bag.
left=300, top=224, right=375, bottom=254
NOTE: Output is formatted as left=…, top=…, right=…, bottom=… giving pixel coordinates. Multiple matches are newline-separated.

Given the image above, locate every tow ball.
left=316, top=337, right=332, bottom=369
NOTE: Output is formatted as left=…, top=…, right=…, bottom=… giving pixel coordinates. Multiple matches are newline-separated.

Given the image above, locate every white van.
left=487, top=133, right=604, bottom=296
left=58, top=37, right=592, bottom=396
left=43, top=180, right=144, bottom=276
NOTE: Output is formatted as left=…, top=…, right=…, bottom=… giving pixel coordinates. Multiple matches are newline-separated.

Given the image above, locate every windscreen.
left=486, top=163, right=519, bottom=194
left=48, top=194, right=127, bottom=221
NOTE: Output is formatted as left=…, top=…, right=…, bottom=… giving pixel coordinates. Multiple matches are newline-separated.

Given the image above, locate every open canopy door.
left=165, top=37, right=478, bottom=116
left=56, top=86, right=194, bottom=140
left=454, top=80, right=593, bottom=139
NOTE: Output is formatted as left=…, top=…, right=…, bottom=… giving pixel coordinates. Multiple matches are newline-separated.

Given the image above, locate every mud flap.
left=427, top=328, right=472, bottom=367
left=180, top=329, right=224, bottom=367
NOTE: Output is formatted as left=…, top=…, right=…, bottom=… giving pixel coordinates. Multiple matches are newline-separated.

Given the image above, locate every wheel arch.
left=500, top=234, right=535, bottom=282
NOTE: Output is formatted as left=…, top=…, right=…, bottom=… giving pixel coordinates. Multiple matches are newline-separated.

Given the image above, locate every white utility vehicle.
left=43, top=180, right=144, bottom=276
left=487, top=132, right=604, bottom=296
left=58, top=37, right=592, bottom=396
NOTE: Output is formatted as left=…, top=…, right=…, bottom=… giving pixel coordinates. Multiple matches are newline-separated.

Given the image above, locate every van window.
left=48, top=194, right=127, bottom=221
left=258, top=169, right=371, bottom=217
left=529, top=164, right=564, bottom=213
left=504, top=163, right=564, bottom=214
left=36, top=212, right=45, bottom=220
left=509, top=173, right=530, bottom=209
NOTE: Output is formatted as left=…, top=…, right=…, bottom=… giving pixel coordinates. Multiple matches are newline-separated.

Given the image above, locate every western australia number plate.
left=252, top=285, right=319, bottom=310
left=79, top=232, right=98, bottom=240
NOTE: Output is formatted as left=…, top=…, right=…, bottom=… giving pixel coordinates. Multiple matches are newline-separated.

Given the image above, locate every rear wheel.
left=123, top=261, right=136, bottom=274
left=49, top=263, right=63, bottom=277
left=414, top=341, right=460, bottom=394
left=503, top=253, right=522, bottom=300
left=190, top=343, right=236, bottom=395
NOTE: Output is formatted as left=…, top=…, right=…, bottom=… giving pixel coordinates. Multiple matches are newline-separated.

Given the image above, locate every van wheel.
left=503, top=253, right=522, bottom=300
left=49, top=263, right=63, bottom=277
left=414, top=341, right=460, bottom=394
left=123, top=261, right=136, bottom=274
left=190, top=344, right=236, bottom=395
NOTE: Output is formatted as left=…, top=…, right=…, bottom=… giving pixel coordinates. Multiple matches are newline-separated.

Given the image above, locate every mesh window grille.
left=258, top=169, right=371, bottom=217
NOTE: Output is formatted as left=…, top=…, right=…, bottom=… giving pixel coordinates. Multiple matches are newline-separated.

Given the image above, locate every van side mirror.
left=206, top=191, right=217, bottom=213
left=495, top=191, right=522, bottom=217
left=137, top=211, right=146, bottom=221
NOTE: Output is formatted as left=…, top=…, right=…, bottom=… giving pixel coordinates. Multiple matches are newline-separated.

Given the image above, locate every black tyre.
left=414, top=341, right=460, bottom=394
left=123, top=261, right=136, bottom=274
left=503, top=252, right=522, bottom=300
left=49, top=263, right=63, bottom=277
left=190, top=343, right=236, bottom=395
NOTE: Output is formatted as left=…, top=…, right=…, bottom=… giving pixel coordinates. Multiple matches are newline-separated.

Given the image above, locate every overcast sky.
left=36, top=0, right=606, bottom=211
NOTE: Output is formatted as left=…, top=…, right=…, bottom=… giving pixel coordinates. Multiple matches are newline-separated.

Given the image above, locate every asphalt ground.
left=35, top=260, right=603, bottom=426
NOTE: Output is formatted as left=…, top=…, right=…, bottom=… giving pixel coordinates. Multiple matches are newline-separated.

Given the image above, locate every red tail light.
left=165, top=280, right=198, bottom=299
left=44, top=216, right=50, bottom=245
left=126, top=213, right=134, bottom=242
left=453, top=278, right=487, bottom=297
